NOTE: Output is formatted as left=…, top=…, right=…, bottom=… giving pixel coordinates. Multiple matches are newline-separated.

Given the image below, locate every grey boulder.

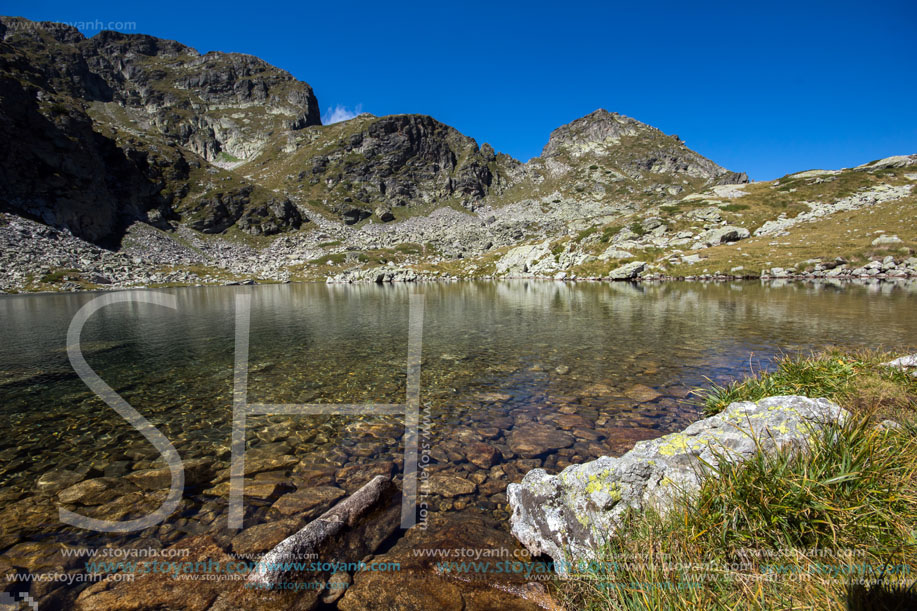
left=606, top=261, right=645, bottom=280
left=507, top=395, right=848, bottom=570
left=700, top=225, right=750, bottom=247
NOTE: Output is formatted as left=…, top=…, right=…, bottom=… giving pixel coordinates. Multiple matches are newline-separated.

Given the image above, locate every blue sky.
left=5, top=0, right=916, bottom=180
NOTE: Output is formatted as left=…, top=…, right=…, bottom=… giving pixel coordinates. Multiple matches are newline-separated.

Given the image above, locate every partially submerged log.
left=247, top=474, right=396, bottom=588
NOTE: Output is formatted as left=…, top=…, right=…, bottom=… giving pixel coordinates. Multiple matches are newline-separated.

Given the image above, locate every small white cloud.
left=322, top=104, right=363, bottom=125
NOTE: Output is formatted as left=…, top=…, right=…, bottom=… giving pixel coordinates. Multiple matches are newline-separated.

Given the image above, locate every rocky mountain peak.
left=255, top=112, right=515, bottom=224
left=541, top=109, right=648, bottom=158
left=537, top=108, right=746, bottom=184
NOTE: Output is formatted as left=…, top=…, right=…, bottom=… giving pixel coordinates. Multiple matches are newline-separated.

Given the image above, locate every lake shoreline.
left=3, top=272, right=917, bottom=296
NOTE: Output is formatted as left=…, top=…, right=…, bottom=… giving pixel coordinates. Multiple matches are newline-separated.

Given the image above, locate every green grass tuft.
left=560, top=349, right=917, bottom=609
left=697, top=350, right=917, bottom=419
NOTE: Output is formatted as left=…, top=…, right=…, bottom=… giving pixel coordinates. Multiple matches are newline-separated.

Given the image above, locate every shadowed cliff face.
left=0, top=16, right=319, bottom=243
left=0, top=40, right=186, bottom=245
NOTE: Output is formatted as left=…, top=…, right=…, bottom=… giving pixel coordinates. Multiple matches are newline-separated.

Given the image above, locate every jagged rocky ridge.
left=0, top=16, right=915, bottom=293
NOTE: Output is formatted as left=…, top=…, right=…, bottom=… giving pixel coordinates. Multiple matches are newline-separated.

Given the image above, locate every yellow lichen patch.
left=656, top=433, right=690, bottom=456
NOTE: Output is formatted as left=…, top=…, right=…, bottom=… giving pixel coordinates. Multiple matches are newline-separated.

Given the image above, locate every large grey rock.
left=872, top=234, right=903, bottom=246
left=606, top=261, right=645, bottom=280
left=507, top=396, right=848, bottom=570
left=686, top=205, right=723, bottom=223
left=496, top=241, right=551, bottom=275
left=326, top=265, right=420, bottom=284
left=699, top=225, right=750, bottom=247
left=598, top=247, right=633, bottom=260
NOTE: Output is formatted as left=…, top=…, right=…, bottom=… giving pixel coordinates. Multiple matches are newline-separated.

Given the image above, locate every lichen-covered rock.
left=507, top=395, right=848, bottom=569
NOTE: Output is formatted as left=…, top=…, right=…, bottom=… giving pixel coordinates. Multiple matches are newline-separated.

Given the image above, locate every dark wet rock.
left=476, top=392, right=513, bottom=403
left=340, top=573, right=464, bottom=611
left=35, top=468, right=84, bottom=494
left=2, top=541, right=75, bottom=573
left=428, top=474, right=477, bottom=497
left=579, top=382, right=615, bottom=397
left=478, top=475, right=508, bottom=497
left=337, top=509, right=552, bottom=611
left=624, top=383, right=662, bottom=403
left=205, top=479, right=288, bottom=500
left=252, top=470, right=291, bottom=484
left=124, top=458, right=214, bottom=490
left=268, top=486, right=346, bottom=517
left=508, top=424, right=573, bottom=458
left=335, top=461, right=394, bottom=491
left=58, top=477, right=138, bottom=505
left=231, top=519, right=301, bottom=556
left=464, top=442, right=499, bottom=468
left=291, top=463, right=337, bottom=488
left=549, top=413, right=593, bottom=431
left=240, top=454, right=299, bottom=477
left=598, top=426, right=663, bottom=454
left=75, top=536, right=233, bottom=610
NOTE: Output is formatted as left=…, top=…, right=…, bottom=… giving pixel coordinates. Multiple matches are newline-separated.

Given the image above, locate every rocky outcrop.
left=495, top=242, right=552, bottom=275
left=693, top=225, right=750, bottom=249
left=326, top=264, right=422, bottom=283
left=183, top=186, right=304, bottom=235
left=289, top=114, right=511, bottom=221
left=754, top=184, right=913, bottom=237
left=0, top=17, right=320, bottom=162
left=507, top=396, right=848, bottom=569
left=0, top=39, right=188, bottom=243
